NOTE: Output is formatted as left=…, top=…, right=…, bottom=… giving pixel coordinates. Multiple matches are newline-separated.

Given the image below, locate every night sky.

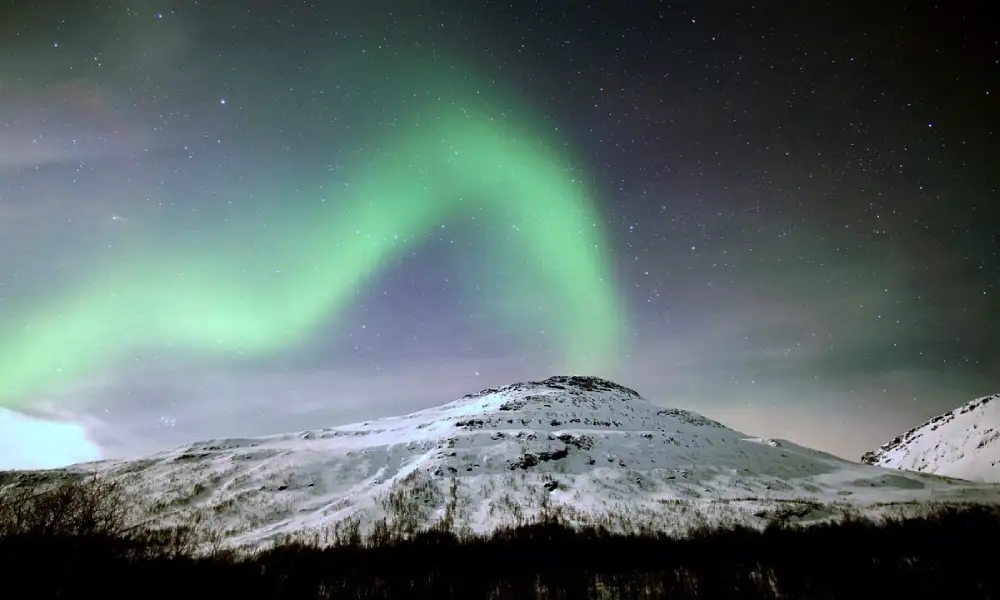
left=1, top=0, right=997, bottom=469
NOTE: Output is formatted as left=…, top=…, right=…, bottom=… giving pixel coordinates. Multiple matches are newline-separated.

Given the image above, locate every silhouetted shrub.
left=2, top=475, right=1000, bottom=599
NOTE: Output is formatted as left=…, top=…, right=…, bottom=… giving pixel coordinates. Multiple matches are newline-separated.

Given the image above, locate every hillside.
left=862, top=393, right=1000, bottom=483
left=4, top=375, right=999, bottom=550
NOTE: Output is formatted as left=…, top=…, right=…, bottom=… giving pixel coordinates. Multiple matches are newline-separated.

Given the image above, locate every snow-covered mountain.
left=861, top=393, right=1000, bottom=483
left=5, top=375, right=1000, bottom=550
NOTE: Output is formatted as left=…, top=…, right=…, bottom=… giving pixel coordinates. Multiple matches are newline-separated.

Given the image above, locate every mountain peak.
left=462, top=375, right=642, bottom=402
left=450, top=373, right=727, bottom=432
left=862, top=393, right=1000, bottom=482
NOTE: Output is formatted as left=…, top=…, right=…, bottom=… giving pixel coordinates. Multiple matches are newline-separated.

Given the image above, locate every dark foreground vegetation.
left=2, top=476, right=998, bottom=599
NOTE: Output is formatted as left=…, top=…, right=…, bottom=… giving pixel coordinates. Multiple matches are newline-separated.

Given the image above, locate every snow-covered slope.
left=861, top=393, right=1000, bottom=483
left=5, top=376, right=1000, bottom=550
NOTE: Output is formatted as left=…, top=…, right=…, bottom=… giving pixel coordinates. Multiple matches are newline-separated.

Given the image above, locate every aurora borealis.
left=1, top=1, right=997, bottom=469
left=0, top=92, right=627, bottom=407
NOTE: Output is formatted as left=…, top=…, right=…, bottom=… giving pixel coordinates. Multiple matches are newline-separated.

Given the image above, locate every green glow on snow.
left=0, top=86, right=628, bottom=407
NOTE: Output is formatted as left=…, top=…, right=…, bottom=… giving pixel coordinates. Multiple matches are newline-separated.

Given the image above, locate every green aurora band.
left=0, top=89, right=628, bottom=408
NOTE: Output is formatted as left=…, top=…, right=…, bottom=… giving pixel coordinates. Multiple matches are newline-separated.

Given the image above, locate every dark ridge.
left=0, top=469, right=84, bottom=488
